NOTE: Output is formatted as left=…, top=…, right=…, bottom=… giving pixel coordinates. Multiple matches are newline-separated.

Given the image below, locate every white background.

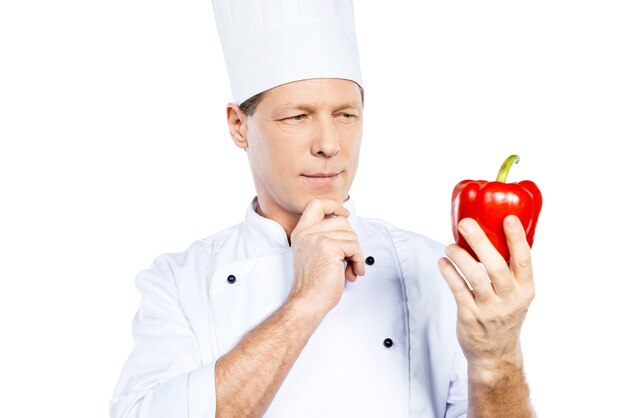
left=1, top=1, right=625, bottom=416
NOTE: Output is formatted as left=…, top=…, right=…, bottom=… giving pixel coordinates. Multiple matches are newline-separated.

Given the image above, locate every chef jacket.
left=110, top=196, right=469, bottom=418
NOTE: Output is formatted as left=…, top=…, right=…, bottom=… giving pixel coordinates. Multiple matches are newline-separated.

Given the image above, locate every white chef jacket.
left=110, top=196, right=468, bottom=418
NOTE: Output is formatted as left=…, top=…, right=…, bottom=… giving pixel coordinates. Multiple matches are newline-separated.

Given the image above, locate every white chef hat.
left=212, top=0, right=364, bottom=104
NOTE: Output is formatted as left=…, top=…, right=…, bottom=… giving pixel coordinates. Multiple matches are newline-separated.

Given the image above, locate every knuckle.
left=493, top=264, right=509, bottom=279
left=480, top=309, right=503, bottom=326
left=317, top=234, right=331, bottom=246
left=318, top=240, right=337, bottom=257
left=309, top=233, right=324, bottom=247
left=467, top=232, right=486, bottom=247
left=471, top=264, right=487, bottom=279
left=328, top=217, right=352, bottom=232
left=476, top=310, right=498, bottom=326
left=516, top=253, right=532, bottom=270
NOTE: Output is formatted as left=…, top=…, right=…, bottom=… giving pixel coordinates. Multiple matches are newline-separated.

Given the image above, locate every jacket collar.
left=242, top=195, right=357, bottom=257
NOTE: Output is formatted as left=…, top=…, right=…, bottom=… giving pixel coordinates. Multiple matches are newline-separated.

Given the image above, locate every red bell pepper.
left=451, top=155, right=542, bottom=263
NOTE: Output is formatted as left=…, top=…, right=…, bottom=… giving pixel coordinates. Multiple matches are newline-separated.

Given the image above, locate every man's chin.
left=297, top=191, right=348, bottom=209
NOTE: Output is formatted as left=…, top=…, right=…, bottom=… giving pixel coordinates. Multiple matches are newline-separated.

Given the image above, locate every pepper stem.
left=496, top=155, right=520, bottom=183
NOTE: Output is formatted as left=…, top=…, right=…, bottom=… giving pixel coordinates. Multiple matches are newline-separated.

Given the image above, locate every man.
left=111, top=1, right=536, bottom=417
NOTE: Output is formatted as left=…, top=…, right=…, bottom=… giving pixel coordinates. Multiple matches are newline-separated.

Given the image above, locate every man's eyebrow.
left=277, top=102, right=361, bottom=112
left=278, top=103, right=316, bottom=112
left=334, top=102, right=361, bottom=110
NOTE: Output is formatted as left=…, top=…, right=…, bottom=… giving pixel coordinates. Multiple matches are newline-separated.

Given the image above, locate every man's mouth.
left=302, top=172, right=340, bottom=178
left=301, top=171, right=341, bottom=185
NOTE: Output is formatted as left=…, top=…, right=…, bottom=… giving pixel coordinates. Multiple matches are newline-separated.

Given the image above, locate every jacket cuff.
left=188, top=362, right=217, bottom=418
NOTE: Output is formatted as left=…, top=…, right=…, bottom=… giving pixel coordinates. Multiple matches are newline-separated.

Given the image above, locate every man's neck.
left=254, top=201, right=300, bottom=246
left=254, top=195, right=351, bottom=246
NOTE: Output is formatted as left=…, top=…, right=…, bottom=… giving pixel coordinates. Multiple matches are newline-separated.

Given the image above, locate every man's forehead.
left=268, top=78, right=359, bottom=97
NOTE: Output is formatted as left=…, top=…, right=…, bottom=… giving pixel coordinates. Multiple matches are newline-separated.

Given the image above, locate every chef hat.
left=212, top=0, right=364, bottom=104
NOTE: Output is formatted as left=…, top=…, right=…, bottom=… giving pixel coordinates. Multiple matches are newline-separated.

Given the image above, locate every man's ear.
left=226, top=103, right=249, bottom=150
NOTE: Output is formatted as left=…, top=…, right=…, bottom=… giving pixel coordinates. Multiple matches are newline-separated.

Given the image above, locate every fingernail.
left=459, top=219, right=476, bottom=234
left=506, top=215, right=519, bottom=230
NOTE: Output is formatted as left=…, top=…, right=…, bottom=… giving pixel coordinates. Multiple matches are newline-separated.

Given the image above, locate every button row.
left=226, top=255, right=376, bottom=285
left=224, top=268, right=393, bottom=349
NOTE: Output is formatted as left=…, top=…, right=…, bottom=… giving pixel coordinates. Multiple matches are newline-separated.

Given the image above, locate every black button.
left=227, top=274, right=237, bottom=284
left=383, top=338, right=393, bottom=348
left=365, top=256, right=375, bottom=266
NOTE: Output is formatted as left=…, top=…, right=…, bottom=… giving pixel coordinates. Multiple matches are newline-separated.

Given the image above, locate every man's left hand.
left=438, top=215, right=536, bottom=372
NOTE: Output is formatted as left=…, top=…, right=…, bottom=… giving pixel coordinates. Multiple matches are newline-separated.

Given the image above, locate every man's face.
left=239, top=78, right=363, bottom=218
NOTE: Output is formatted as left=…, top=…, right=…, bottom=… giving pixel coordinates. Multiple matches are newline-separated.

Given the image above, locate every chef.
left=110, top=1, right=536, bottom=417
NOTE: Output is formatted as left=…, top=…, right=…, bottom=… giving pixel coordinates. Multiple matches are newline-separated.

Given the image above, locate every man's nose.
left=311, top=117, right=340, bottom=158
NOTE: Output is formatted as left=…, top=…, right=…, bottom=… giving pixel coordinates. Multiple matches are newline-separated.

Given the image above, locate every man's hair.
left=239, top=84, right=365, bottom=116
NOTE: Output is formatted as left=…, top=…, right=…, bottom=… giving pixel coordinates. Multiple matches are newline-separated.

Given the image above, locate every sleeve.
left=444, top=340, right=469, bottom=418
left=109, top=255, right=217, bottom=418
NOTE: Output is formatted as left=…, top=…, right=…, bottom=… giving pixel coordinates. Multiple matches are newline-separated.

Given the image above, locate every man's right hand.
left=214, top=198, right=365, bottom=417
left=288, top=198, right=366, bottom=319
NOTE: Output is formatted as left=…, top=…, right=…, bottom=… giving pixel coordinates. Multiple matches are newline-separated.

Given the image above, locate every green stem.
left=496, top=155, right=520, bottom=183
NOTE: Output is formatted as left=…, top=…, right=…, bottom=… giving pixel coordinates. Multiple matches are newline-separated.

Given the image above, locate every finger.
left=457, top=217, right=513, bottom=295
left=345, top=262, right=357, bottom=282
left=310, top=216, right=354, bottom=234
left=297, top=198, right=350, bottom=230
left=335, top=239, right=366, bottom=277
left=346, top=257, right=365, bottom=277
left=504, top=215, right=533, bottom=283
left=316, top=230, right=358, bottom=241
left=437, top=257, right=476, bottom=308
left=444, top=244, right=496, bottom=303
left=311, top=231, right=365, bottom=278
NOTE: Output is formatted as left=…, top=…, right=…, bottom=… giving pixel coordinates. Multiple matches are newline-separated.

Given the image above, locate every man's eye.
left=286, top=114, right=307, bottom=121
left=341, top=113, right=356, bottom=119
